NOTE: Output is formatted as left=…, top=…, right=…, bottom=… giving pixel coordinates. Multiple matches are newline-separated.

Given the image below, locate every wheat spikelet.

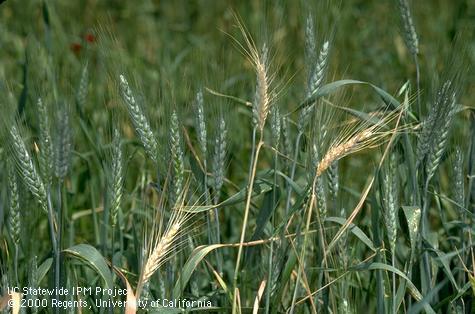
left=232, top=15, right=275, bottom=132
left=282, top=116, right=293, bottom=169
left=213, top=117, right=227, bottom=202
left=453, top=147, right=465, bottom=216
left=316, top=108, right=402, bottom=177
left=398, top=0, right=419, bottom=56
left=76, top=62, right=88, bottom=108
left=317, top=128, right=373, bottom=177
left=305, top=14, right=316, bottom=65
left=270, top=105, right=281, bottom=147
left=327, top=161, right=339, bottom=200
left=194, top=90, right=207, bottom=159
left=119, top=74, right=159, bottom=163
left=310, top=138, right=327, bottom=217
left=170, top=110, right=184, bottom=206
left=416, top=81, right=452, bottom=166
left=254, top=44, right=270, bottom=131
left=54, top=103, right=72, bottom=179
left=136, top=201, right=192, bottom=299
left=9, top=124, right=48, bottom=213
left=316, top=177, right=327, bottom=219
left=298, top=40, right=330, bottom=132
left=425, top=92, right=457, bottom=181
left=8, top=161, right=20, bottom=245
left=141, top=221, right=180, bottom=283
left=36, top=97, right=54, bottom=187
left=382, top=152, right=399, bottom=253
left=307, top=41, right=330, bottom=97
left=109, top=127, right=124, bottom=228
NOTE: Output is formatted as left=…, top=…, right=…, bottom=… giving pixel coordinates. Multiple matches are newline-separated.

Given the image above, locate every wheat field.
left=0, top=0, right=474, bottom=313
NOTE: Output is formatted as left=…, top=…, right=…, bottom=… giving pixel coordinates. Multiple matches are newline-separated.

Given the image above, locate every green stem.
left=414, top=54, right=421, bottom=118
left=233, top=127, right=261, bottom=313
left=392, top=250, right=396, bottom=314
left=14, top=245, right=19, bottom=286
left=265, top=150, right=279, bottom=314
left=284, top=132, right=302, bottom=215
left=420, top=178, right=432, bottom=295
left=289, top=179, right=317, bottom=314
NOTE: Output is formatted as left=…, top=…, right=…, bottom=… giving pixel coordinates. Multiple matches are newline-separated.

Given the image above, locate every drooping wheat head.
left=316, top=108, right=403, bottom=177
left=136, top=192, right=194, bottom=299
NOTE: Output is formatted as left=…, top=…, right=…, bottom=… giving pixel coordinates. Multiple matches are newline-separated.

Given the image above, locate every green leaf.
left=402, top=206, right=421, bottom=253
left=184, top=179, right=273, bottom=213
left=37, top=258, right=53, bottom=284
left=173, top=244, right=226, bottom=298
left=148, top=306, right=184, bottom=313
left=290, top=79, right=417, bottom=120
left=426, top=243, right=459, bottom=291
left=325, top=217, right=376, bottom=251
left=63, top=244, right=114, bottom=289
left=250, top=187, right=280, bottom=242
left=351, top=262, right=436, bottom=314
